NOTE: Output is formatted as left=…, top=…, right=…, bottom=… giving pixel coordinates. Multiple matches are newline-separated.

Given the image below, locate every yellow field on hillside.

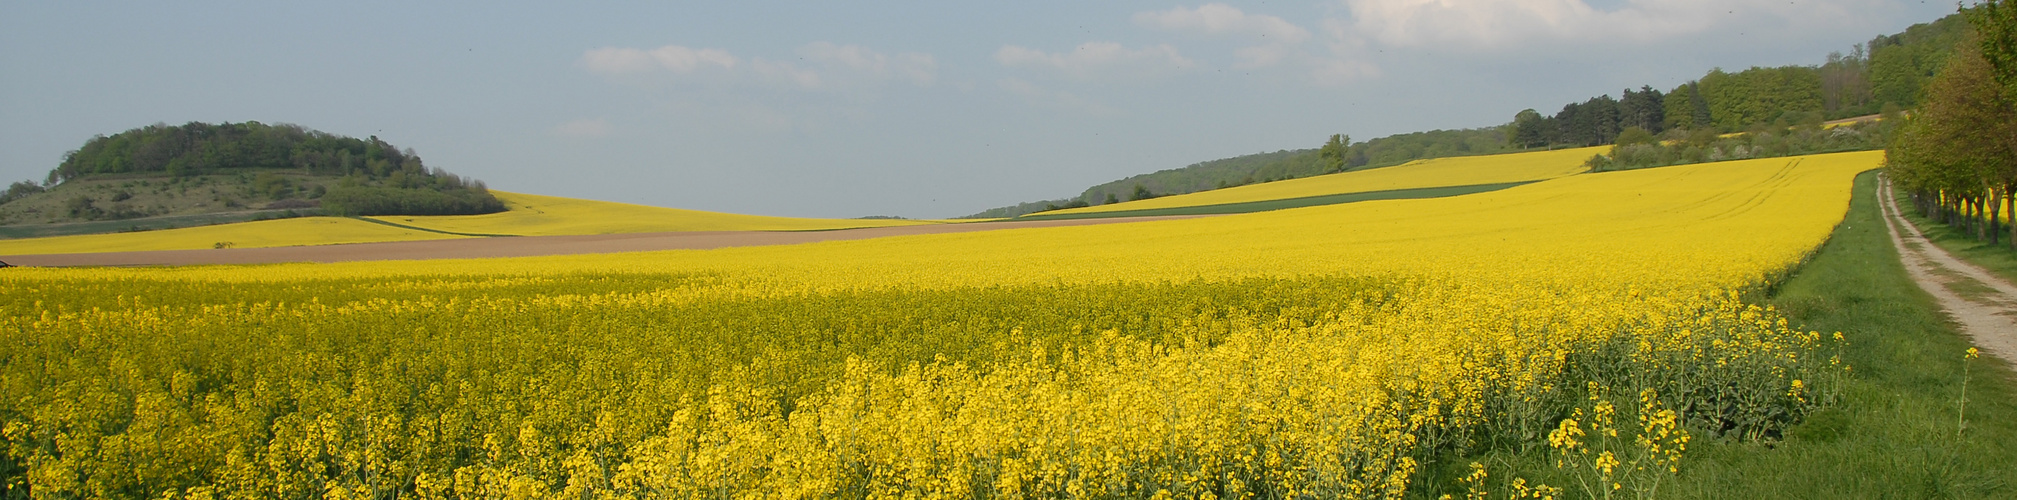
left=0, top=216, right=466, bottom=255
left=3, top=151, right=1879, bottom=497
left=1043, top=146, right=1603, bottom=216
left=370, top=191, right=942, bottom=236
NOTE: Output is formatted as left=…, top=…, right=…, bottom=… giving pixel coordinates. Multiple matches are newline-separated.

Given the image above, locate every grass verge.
left=1889, top=186, right=2017, bottom=286
left=1425, top=170, right=2017, bottom=498
left=1662, top=169, right=2017, bottom=497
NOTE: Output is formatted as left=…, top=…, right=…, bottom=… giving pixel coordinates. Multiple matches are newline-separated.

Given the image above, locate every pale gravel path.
left=1878, top=174, right=2017, bottom=362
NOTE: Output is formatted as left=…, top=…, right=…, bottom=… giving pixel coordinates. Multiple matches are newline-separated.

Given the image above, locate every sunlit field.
left=370, top=191, right=943, bottom=236
left=1041, top=146, right=1602, bottom=216
left=0, top=216, right=469, bottom=255
left=1, top=150, right=1880, bottom=498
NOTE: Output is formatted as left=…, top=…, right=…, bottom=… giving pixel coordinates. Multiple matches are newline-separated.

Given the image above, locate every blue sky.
left=0, top=1, right=1959, bottom=218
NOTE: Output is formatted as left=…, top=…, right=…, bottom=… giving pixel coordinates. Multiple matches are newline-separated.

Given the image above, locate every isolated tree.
left=1512, top=109, right=1549, bottom=149
left=1130, top=184, right=1156, bottom=201
left=1319, top=134, right=1351, bottom=173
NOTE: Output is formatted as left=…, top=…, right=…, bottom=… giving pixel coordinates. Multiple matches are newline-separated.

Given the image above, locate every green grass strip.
left=1665, top=169, right=2017, bottom=497
left=1011, top=181, right=1535, bottom=221
left=1419, top=170, right=2017, bottom=497
left=346, top=216, right=519, bottom=238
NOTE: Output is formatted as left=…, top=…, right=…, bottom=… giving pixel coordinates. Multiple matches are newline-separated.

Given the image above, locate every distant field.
left=1036, top=146, right=1602, bottom=217
left=0, top=216, right=466, bottom=256
left=0, top=191, right=948, bottom=257
left=1014, top=181, right=1532, bottom=221
left=369, top=191, right=943, bottom=236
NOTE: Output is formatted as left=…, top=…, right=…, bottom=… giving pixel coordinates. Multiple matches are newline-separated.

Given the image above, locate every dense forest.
left=15, top=121, right=503, bottom=217
left=970, top=11, right=1971, bottom=219
left=1888, top=3, right=2017, bottom=249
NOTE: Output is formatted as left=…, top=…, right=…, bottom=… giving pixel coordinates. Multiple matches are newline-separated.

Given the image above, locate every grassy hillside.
left=371, top=191, right=943, bottom=236
left=1035, top=146, right=1601, bottom=218
left=0, top=172, right=336, bottom=226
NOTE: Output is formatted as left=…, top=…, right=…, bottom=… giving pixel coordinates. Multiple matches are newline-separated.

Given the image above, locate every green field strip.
left=0, top=209, right=323, bottom=240
left=1012, top=181, right=1537, bottom=221
left=349, top=216, right=520, bottom=238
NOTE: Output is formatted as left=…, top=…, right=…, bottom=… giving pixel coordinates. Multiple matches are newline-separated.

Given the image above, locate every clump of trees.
left=320, top=185, right=506, bottom=216
left=33, top=121, right=503, bottom=217
left=0, top=181, right=43, bottom=206
left=1888, top=2, right=2017, bottom=248
left=1588, top=117, right=1898, bottom=172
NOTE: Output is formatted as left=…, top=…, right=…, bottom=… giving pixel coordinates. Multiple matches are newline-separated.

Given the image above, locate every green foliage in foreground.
left=1671, top=170, right=2017, bottom=497
left=1423, top=170, right=2017, bottom=498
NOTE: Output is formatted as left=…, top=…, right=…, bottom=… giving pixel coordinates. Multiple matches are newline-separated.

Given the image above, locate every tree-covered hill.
left=970, top=11, right=1969, bottom=220
left=1, top=121, right=502, bottom=225
left=965, top=128, right=1509, bottom=219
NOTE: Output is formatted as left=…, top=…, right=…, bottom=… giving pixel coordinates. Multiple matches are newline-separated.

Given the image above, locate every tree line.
left=1512, top=13, right=1965, bottom=152
left=1888, top=2, right=2017, bottom=249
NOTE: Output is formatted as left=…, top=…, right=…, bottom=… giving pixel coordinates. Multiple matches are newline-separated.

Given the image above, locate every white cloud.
left=581, top=42, right=934, bottom=91
left=999, top=78, right=1118, bottom=116
left=552, top=118, right=612, bottom=138
left=750, top=59, right=824, bottom=89
left=1134, top=4, right=1317, bottom=69
left=1332, top=0, right=1867, bottom=50
left=582, top=45, right=737, bottom=76
left=1134, top=4, right=1311, bottom=44
left=1308, top=58, right=1382, bottom=86
left=996, top=42, right=1196, bottom=80
left=796, top=42, right=938, bottom=87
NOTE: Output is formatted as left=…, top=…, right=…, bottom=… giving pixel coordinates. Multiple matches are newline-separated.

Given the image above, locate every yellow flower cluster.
left=0, top=151, right=1878, bottom=498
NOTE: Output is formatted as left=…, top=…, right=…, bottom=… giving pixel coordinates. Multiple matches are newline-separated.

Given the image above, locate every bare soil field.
left=0, top=215, right=1211, bottom=267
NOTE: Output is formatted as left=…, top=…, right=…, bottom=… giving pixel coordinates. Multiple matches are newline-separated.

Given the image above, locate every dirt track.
left=0, top=215, right=1213, bottom=267
left=1878, top=174, right=2017, bottom=362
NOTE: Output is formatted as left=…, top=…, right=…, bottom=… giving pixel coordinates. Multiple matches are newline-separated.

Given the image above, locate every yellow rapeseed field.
left=370, top=191, right=944, bottom=236
left=1041, top=146, right=1602, bottom=216
left=0, top=191, right=944, bottom=257
left=0, top=216, right=469, bottom=255
left=0, top=150, right=1878, bottom=498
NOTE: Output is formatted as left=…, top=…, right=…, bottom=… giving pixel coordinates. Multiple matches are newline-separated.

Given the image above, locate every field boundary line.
left=1014, top=180, right=1535, bottom=221
left=349, top=216, right=521, bottom=238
